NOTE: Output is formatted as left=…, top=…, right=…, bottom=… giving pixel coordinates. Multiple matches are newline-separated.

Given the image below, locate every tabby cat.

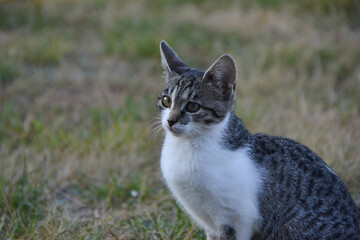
left=157, top=40, right=360, bottom=240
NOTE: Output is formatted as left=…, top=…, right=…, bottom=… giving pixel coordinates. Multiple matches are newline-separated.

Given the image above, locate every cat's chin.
left=167, top=127, right=204, bottom=139
left=165, top=125, right=194, bottom=138
left=166, top=127, right=186, bottom=137
left=168, top=130, right=183, bottom=137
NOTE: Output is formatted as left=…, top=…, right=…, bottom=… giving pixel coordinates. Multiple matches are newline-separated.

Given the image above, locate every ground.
left=0, top=0, right=359, bottom=239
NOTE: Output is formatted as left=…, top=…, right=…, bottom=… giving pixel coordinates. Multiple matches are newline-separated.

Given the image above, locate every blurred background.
left=0, top=0, right=359, bottom=239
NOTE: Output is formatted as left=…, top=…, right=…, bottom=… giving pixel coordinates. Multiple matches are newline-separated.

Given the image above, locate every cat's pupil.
left=186, top=102, right=200, bottom=113
left=162, top=95, right=172, bottom=108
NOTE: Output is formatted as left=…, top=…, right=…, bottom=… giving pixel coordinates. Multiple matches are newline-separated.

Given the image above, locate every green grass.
left=0, top=0, right=359, bottom=239
left=0, top=158, right=45, bottom=239
left=249, top=0, right=360, bottom=26
left=0, top=60, right=19, bottom=88
left=104, top=17, right=245, bottom=63
left=0, top=1, right=46, bottom=30
left=12, top=32, right=70, bottom=66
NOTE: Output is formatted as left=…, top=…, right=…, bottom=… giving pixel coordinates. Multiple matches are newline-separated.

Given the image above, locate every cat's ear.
left=203, top=55, right=237, bottom=100
left=160, top=40, right=190, bottom=79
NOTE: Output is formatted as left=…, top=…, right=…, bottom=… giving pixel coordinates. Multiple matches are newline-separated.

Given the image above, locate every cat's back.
left=250, top=133, right=360, bottom=240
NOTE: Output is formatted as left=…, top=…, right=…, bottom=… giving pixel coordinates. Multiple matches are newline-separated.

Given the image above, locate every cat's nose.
left=167, top=119, right=176, bottom=127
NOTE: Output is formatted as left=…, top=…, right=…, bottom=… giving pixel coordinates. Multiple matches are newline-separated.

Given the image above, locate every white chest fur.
left=160, top=118, right=262, bottom=239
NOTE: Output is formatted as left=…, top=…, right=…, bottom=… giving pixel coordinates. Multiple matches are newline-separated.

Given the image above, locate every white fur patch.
left=160, top=113, right=262, bottom=239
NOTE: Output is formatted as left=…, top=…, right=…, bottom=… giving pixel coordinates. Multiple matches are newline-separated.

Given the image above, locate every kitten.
left=157, top=40, right=360, bottom=240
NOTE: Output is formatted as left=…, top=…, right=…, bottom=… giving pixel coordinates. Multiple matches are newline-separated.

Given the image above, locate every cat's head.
left=158, top=41, right=237, bottom=138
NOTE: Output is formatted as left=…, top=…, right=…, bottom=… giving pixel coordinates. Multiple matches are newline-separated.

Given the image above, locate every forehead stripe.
left=171, top=85, right=179, bottom=102
left=180, top=88, right=190, bottom=98
left=177, top=80, right=194, bottom=99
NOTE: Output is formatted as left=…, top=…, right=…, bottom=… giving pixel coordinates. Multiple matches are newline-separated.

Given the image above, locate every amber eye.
left=162, top=95, right=172, bottom=108
left=186, top=102, right=201, bottom=113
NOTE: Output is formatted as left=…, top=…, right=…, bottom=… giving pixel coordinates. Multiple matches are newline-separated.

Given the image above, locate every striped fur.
left=158, top=41, right=360, bottom=240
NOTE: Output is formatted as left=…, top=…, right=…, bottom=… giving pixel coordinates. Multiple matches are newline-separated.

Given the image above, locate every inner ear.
left=202, top=54, right=237, bottom=99
left=160, top=40, right=190, bottom=76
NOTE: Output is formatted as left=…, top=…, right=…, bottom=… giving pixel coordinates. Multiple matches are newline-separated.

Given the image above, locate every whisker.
left=148, top=118, right=164, bottom=142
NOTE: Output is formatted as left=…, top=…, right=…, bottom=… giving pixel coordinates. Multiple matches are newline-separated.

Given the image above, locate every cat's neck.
left=221, top=112, right=253, bottom=150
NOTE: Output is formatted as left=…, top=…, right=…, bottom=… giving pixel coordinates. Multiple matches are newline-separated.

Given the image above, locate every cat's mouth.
left=168, top=126, right=183, bottom=136
left=167, top=124, right=186, bottom=136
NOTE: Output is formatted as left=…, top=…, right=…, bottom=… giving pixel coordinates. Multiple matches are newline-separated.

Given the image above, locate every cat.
left=157, top=40, right=360, bottom=240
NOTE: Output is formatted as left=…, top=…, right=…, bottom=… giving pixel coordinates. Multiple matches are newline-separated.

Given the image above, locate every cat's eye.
left=162, top=95, right=172, bottom=108
left=186, top=102, right=201, bottom=113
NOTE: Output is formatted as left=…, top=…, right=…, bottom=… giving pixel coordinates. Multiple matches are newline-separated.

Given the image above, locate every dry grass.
left=0, top=0, right=359, bottom=239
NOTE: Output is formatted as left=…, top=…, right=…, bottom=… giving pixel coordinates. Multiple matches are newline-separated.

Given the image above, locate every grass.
left=0, top=59, right=19, bottom=88
left=0, top=157, right=45, bottom=238
left=0, top=0, right=359, bottom=239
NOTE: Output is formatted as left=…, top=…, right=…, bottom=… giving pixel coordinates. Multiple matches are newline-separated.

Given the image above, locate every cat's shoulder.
left=250, top=132, right=345, bottom=187
left=252, top=132, right=320, bottom=160
left=250, top=132, right=332, bottom=174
